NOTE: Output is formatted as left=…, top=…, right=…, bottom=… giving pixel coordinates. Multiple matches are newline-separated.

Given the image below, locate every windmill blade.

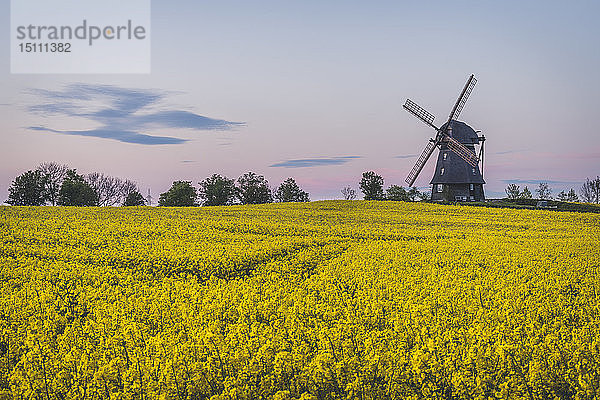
left=446, top=136, right=479, bottom=167
left=405, top=140, right=437, bottom=186
left=447, top=74, right=477, bottom=124
left=403, top=99, right=438, bottom=130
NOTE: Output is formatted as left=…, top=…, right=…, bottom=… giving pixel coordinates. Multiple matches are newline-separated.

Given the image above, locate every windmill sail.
left=447, top=75, right=477, bottom=124
left=446, top=136, right=479, bottom=167
left=405, top=140, right=437, bottom=186
left=403, top=99, right=437, bottom=129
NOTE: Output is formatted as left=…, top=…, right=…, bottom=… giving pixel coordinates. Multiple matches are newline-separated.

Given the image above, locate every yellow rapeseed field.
left=1, top=201, right=599, bottom=399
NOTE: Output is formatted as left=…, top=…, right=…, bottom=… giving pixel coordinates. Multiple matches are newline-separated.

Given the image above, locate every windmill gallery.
left=403, top=75, right=486, bottom=202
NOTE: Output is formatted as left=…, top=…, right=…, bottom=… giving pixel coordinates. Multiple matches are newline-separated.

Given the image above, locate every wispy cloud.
left=394, top=154, right=417, bottom=159
left=26, top=84, right=244, bottom=145
left=494, top=149, right=531, bottom=155
left=28, top=126, right=186, bottom=145
left=500, top=179, right=580, bottom=185
left=270, top=156, right=361, bottom=168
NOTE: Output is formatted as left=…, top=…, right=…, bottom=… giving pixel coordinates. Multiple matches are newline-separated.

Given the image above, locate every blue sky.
left=1, top=0, right=599, bottom=201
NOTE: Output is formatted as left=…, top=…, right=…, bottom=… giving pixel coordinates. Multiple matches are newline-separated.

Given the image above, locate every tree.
left=6, top=170, right=49, bottom=206
left=408, top=187, right=428, bottom=201
left=505, top=184, right=520, bottom=200
left=158, top=181, right=198, bottom=206
left=557, top=191, right=568, bottom=202
left=341, top=187, right=356, bottom=200
left=123, top=191, right=146, bottom=206
left=386, top=185, right=410, bottom=201
left=198, top=174, right=236, bottom=206
left=58, top=170, right=99, bottom=206
left=275, top=178, right=309, bottom=203
left=236, top=172, right=272, bottom=205
left=557, top=189, right=579, bottom=203
left=86, top=172, right=138, bottom=206
left=520, top=186, right=533, bottom=199
left=580, top=177, right=600, bottom=204
left=536, top=182, right=552, bottom=200
left=359, top=171, right=384, bottom=200
left=120, top=180, right=139, bottom=202
left=580, top=178, right=594, bottom=203
left=566, top=188, right=579, bottom=202
left=418, top=188, right=431, bottom=201
left=37, top=162, right=69, bottom=205
left=386, top=185, right=425, bottom=201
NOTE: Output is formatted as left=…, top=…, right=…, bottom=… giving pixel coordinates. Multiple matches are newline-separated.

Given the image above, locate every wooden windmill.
left=403, top=74, right=486, bottom=201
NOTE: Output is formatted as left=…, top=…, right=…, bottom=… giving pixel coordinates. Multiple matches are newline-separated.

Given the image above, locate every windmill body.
left=430, top=121, right=485, bottom=201
left=403, top=74, right=486, bottom=202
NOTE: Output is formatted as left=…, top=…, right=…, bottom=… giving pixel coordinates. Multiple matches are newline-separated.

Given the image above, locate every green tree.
left=536, top=182, right=552, bottom=200
left=275, top=178, right=309, bottom=203
left=123, top=191, right=146, bottom=206
left=520, top=186, right=533, bottom=199
left=557, top=190, right=568, bottom=202
left=236, top=172, right=273, bottom=205
left=566, top=188, right=579, bottom=202
left=557, top=189, right=579, bottom=203
left=505, top=184, right=520, bottom=200
left=409, top=187, right=428, bottom=201
left=198, top=174, right=237, bottom=206
left=386, top=185, right=410, bottom=201
left=58, top=170, right=99, bottom=206
left=360, top=171, right=384, bottom=200
left=6, top=170, right=49, bottom=206
left=387, top=185, right=425, bottom=201
left=158, top=181, right=197, bottom=206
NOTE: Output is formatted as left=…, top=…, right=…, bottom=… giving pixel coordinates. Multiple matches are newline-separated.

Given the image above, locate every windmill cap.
left=442, top=120, right=480, bottom=144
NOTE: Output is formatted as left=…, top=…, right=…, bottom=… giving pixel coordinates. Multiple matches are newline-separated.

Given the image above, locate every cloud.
left=28, top=126, right=186, bottom=145
left=500, top=179, right=579, bottom=185
left=493, top=149, right=531, bottom=155
left=394, top=154, right=417, bottom=159
left=270, top=156, right=360, bottom=168
left=26, top=84, right=244, bottom=145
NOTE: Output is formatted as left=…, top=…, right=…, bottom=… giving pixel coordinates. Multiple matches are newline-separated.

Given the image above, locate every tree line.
left=5, top=164, right=428, bottom=207
left=158, top=173, right=309, bottom=206
left=7, top=162, right=598, bottom=206
left=153, top=171, right=428, bottom=206
left=6, top=162, right=144, bottom=207
left=339, top=171, right=428, bottom=202
left=505, top=177, right=600, bottom=203
left=4, top=162, right=311, bottom=207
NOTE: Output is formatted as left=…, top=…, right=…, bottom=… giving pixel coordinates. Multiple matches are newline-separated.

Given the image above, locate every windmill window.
left=437, top=184, right=443, bottom=193
left=443, top=153, right=448, bottom=160
left=472, top=168, right=476, bottom=175
left=470, top=184, right=474, bottom=191
left=440, top=168, right=445, bottom=175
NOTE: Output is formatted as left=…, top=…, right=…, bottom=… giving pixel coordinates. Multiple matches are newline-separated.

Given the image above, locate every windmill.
left=403, top=74, right=486, bottom=202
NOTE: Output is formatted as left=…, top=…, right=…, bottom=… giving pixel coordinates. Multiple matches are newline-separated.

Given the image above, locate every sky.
left=1, top=0, right=599, bottom=202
